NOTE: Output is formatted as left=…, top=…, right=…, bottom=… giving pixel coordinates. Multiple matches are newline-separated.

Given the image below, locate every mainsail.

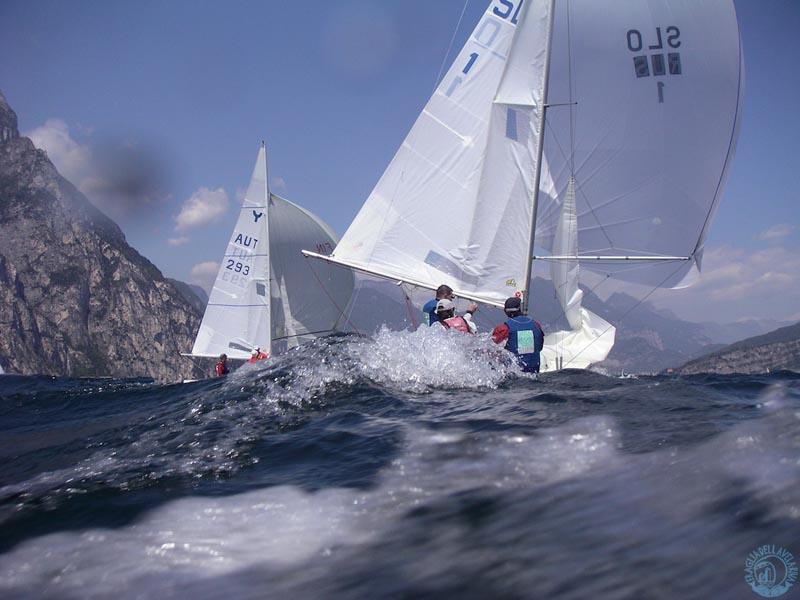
left=191, top=145, right=354, bottom=360
left=319, top=0, right=553, bottom=307
left=305, top=0, right=742, bottom=370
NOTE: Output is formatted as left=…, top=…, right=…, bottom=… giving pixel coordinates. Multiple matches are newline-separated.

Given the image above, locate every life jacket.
left=505, top=316, right=544, bottom=372
left=248, top=352, right=269, bottom=364
left=442, top=315, right=471, bottom=334
left=215, top=361, right=228, bottom=376
left=422, top=299, right=439, bottom=326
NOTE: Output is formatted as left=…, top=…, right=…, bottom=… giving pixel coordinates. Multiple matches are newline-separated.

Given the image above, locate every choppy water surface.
left=0, top=328, right=798, bottom=599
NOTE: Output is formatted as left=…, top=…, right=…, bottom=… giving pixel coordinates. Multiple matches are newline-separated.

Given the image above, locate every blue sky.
left=1, top=0, right=798, bottom=324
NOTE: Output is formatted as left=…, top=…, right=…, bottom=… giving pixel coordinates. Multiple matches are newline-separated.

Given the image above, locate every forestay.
left=330, top=0, right=552, bottom=307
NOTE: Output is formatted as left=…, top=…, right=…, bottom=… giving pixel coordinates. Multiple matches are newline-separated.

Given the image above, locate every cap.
left=436, top=299, right=455, bottom=312
left=504, top=297, right=522, bottom=313
left=251, top=347, right=260, bottom=355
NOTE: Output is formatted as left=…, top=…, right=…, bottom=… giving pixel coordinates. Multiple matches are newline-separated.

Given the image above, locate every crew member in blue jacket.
left=492, top=296, right=544, bottom=373
left=422, top=284, right=454, bottom=327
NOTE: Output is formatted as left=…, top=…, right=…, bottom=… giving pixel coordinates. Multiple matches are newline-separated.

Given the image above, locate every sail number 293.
left=226, top=260, right=250, bottom=276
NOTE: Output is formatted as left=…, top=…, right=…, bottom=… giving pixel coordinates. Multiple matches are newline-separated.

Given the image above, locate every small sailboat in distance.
left=186, top=143, right=354, bottom=362
left=303, top=0, right=742, bottom=371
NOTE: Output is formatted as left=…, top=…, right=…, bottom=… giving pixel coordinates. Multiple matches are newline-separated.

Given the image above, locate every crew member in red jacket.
left=248, top=347, right=269, bottom=363
left=215, top=354, right=229, bottom=377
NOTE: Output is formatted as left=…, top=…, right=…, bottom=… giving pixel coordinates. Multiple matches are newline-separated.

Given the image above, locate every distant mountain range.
left=674, top=321, right=800, bottom=374
left=0, top=90, right=204, bottom=381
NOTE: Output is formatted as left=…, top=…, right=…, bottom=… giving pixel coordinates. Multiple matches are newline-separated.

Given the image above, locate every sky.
left=0, top=0, right=798, bottom=325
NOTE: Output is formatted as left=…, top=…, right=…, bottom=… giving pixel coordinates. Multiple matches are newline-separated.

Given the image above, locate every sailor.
left=436, top=298, right=478, bottom=334
left=248, top=347, right=269, bottom=363
left=492, top=297, right=544, bottom=373
left=215, top=353, right=229, bottom=377
left=422, top=284, right=454, bottom=327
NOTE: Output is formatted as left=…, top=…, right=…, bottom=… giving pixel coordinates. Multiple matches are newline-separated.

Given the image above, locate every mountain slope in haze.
left=0, top=91, right=203, bottom=381
left=675, top=322, right=800, bottom=374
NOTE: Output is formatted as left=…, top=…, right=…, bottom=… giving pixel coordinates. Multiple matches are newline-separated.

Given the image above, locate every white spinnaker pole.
left=522, top=0, right=556, bottom=315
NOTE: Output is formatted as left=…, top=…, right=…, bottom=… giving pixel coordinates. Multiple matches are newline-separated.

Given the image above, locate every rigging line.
left=303, top=254, right=362, bottom=337
left=432, top=0, right=472, bottom=93
left=400, top=284, right=419, bottom=330
left=566, top=0, right=575, bottom=178
left=544, top=119, right=614, bottom=248
left=561, top=261, right=687, bottom=369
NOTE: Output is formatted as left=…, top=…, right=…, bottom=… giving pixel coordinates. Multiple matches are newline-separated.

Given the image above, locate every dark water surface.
left=1, top=330, right=798, bottom=599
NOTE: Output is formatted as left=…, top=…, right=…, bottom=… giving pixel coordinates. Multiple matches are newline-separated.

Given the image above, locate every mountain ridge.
left=0, top=91, right=203, bottom=381
left=674, top=321, right=800, bottom=374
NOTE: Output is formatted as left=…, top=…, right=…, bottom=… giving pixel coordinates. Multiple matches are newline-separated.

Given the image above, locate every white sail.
left=536, top=0, right=743, bottom=288
left=329, top=0, right=553, bottom=307
left=190, top=147, right=355, bottom=360
left=192, top=145, right=271, bottom=360
left=541, top=177, right=614, bottom=371
left=307, top=0, right=742, bottom=371
left=267, top=193, right=355, bottom=354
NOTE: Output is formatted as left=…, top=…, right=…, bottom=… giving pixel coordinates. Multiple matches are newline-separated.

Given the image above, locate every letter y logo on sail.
left=252, top=210, right=264, bottom=223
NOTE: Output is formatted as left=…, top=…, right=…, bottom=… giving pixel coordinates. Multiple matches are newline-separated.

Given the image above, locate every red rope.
left=304, top=256, right=362, bottom=336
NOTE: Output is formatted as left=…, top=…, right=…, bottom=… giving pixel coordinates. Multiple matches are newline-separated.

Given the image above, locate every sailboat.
left=187, top=144, right=354, bottom=361
left=303, top=0, right=742, bottom=371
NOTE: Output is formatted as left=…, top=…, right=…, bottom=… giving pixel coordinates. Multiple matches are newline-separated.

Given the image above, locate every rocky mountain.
left=167, top=278, right=208, bottom=316
left=0, top=90, right=204, bottom=381
left=674, top=321, right=800, bottom=374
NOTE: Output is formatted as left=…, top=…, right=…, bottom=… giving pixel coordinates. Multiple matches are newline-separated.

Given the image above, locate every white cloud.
left=174, top=187, right=229, bottom=232
left=189, top=261, right=219, bottom=293
left=758, top=224, right=795, bottom=241
left=167, top=236, right=189, bottom=247
left=651, top=244, right=800, bottom=322
left=25, top=119, right=91, bottom=185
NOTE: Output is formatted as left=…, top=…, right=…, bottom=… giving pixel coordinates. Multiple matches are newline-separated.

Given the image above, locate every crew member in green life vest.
left=492, top=297, right=544, bottom=373
left=436, top=298, right=478, bottom=334
left=422, top=284, right=454, bottom=327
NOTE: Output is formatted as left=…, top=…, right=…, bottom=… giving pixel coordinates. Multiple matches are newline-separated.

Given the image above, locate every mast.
left=522, top=0, right=556, bottom=315
left=262, top=140, right=273, bottom=357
